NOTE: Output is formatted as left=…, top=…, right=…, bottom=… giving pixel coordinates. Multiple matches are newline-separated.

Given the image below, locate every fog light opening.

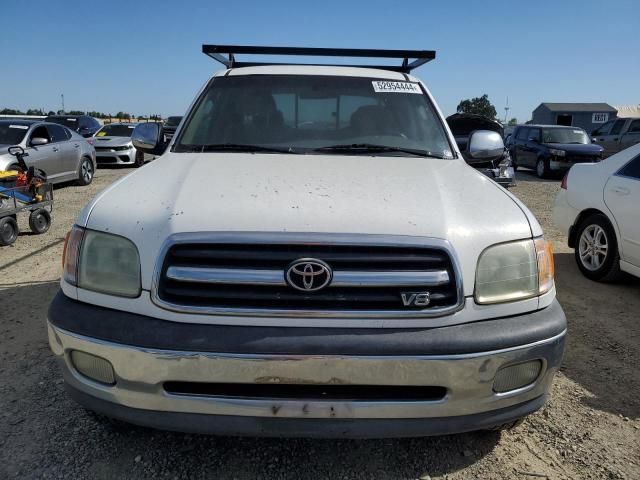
left=493, top=360, right=542, bottom=393
left=70, top=350, right=116, bottom=385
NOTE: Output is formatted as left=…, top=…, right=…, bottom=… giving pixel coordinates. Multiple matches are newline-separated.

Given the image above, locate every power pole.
left=503, top=96, right=510, bottom=124
left=61, top=94, right=65, bottom=114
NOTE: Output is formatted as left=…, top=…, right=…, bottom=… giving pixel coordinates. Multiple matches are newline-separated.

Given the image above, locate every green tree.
left=456, top=94, right=498, bottom=119
left=508, top=117, right=518, bottom=126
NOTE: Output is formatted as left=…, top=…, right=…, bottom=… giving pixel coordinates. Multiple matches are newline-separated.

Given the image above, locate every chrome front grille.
left=153, top=233, right=463, bottom=318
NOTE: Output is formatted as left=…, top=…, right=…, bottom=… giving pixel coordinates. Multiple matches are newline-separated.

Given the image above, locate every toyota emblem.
left=285, top=259, right=332, bottom=292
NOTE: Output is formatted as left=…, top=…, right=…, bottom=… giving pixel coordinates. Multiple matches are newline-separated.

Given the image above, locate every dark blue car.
left=509, top=125, right=604, bottom=178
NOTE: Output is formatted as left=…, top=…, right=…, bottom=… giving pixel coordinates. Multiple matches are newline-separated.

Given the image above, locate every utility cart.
left=0, top=146, right=53, bottom=246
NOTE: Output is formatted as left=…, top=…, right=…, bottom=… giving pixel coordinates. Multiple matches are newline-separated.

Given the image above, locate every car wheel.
left=28, top=208, right=51, bottom=234
left=536, top=158, right=549, bottom=179
left=134, top=149, right=145, bottom=168
left=77, top=157, right=94, bottom=186
left=0, top=216, right=19, bottom=246
left=575, top=213, right=623, bottom=282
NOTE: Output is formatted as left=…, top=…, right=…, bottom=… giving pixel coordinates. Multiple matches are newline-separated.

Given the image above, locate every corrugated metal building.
left=531, top=103, right=618, bottom=133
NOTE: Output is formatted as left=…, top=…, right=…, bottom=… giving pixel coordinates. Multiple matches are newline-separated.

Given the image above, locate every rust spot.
left=271, top=405, right=281, bottom=415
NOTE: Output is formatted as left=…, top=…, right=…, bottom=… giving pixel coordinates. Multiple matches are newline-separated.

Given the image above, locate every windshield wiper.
left=180, top=143, right=297, bottom=154
left=313, top=143, right=449, bottom=159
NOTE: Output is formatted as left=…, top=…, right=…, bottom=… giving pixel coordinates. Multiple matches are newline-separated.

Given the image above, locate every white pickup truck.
left=48, top=46, right=565, bottom=437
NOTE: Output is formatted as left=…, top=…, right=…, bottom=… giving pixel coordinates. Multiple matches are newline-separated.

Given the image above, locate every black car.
left=163, top=116, right=183, bottom=140
left=45, top=115, right=101, bottom=138
left=509, top=125, right=604, bottom=178
left=446, top=113, right=515, bottom=188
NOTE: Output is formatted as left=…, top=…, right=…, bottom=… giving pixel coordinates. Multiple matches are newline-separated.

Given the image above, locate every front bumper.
left=48, top=292, right=566, bottom=437
left=549, top=157, right=600, bottom=171
left=95, top=147, right=136, bottom=165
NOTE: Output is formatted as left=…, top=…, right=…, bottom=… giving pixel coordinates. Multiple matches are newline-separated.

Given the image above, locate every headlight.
left=63, top=226, right=141, bottom=297
left=475, top=238, right=554, bottom=304
left=549, top=148, right=566, bottom=157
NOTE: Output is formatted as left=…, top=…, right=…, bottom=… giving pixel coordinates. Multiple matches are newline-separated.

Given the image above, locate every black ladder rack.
left=202, top=44, right=436, bottom=73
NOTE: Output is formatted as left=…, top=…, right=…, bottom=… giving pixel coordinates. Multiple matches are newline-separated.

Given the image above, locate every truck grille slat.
left=156, top=240, right=461, bottom=316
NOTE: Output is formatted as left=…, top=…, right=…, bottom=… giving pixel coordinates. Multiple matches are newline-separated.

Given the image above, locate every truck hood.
left=545, top=143, right=603, bottom=155
left=83, top=152, right=535, bottom=294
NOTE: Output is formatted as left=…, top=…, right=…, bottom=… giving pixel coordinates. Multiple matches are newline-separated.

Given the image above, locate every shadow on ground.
left=553, top=252, right=640, bottom=420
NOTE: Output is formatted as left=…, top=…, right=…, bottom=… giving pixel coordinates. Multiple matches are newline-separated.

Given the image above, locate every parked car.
left=591, top=117, right=640, bottom=158
left=45, top=115, right=101, bottom=138
left=509, top=125, right=603, bottom=178
left=0, top=120, right=96, bottom=185
left=162, top=116, right=183, bottom=140
left=48, top=45, right=565, bottom=438
left=446, top=113, right=515, bottom=187
left=553, top=143, right=640, bottom=281
left=93, top=123, right=146, bottom=167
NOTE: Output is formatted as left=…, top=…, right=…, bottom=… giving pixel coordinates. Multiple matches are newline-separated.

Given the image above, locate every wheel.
left=77, top=157, right=94, bottom=186
left=574, top=213, right=623, bottom=282
left=134, top=149, right=145, bottom=168
left=8, top=163, right=23, bottom=173
left=28, top=208, right=51, bottom=234
left=0, top=216, right=19, bottom=246
left=536, top=158, right=549, bottom=179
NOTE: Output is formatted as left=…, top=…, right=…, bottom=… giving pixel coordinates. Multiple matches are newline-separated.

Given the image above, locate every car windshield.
left=175, top=75, right=453, bottom=158
left=96, top=124, right=135, bottom=137
left=46, top=117, right=79, bottom=129
left=542, top=128, right=589, bottom=144
left=0, top=123, right=29, bottom=145
left=165, top=116, right=182, bottom=127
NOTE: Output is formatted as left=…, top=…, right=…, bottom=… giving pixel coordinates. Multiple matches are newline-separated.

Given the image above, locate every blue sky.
left=1, top=0, right=638, bottom=121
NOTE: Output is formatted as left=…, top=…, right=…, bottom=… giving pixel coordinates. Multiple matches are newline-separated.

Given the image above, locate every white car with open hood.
left=48, top=45, right=565, bottom=438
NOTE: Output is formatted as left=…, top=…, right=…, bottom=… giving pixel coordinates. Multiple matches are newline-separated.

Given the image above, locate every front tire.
left=536, top=158, right=549, bottom=179
left=77, top=157, right=94, bottom=186
left=134, top=149, right=145, bottom=168
left=575, top=213, right=623, bottom=282
left=0, top=216, right=19, bottom=246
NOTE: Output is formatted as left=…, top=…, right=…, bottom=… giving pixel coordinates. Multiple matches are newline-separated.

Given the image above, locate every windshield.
left=165, top=116, right=182, bottom=127
left=96, top=124, right=135, bottom=137
left=175, top=75, right=453, bottom=157
left=0, top=123, right=29, bottom=145
left=542, top=128, right=589, bottom=144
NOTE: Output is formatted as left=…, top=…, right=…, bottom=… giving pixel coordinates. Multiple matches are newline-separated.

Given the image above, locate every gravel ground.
left=0, top=166, right=638, bottom=480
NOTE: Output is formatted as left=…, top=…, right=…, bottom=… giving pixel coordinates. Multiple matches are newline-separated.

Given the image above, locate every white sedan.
left=553, top=143, right=640, bottom=281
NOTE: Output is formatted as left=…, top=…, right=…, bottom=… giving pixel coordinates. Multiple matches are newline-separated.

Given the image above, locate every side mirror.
left=132, top=122, right=166, bottom=154
left=30, top=137, right=49, bottom=146
left=468, top=130, right=505, bottom=160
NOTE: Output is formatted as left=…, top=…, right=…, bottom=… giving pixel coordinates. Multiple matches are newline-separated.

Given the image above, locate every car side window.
left=47, top=124, right=68, bottom=143
left=29, top=125, right=52, bottom=145
left=610, top=119, right=626, bottom=136
left=617, top=154, right=640, bottom=180
left=528, top=128, right=541, bottom=142
left=628, top=119, right=640, bottom=133
left=592, top=120, right=613, bottom=136
left=516, top=127, right=528, bottom=140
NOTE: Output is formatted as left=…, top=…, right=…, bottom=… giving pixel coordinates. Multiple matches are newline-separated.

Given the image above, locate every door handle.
left=52, top=147, right=59, bottom=152
left=611, top=186, right=630, bottom=195
left=74, top=143, right=80, bottom=148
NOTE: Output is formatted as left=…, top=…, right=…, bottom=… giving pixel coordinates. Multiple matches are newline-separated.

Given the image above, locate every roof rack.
left=202, top=45, right=436, bottom=73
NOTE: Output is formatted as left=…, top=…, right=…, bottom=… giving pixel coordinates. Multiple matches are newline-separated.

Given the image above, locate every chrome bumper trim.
left=49, top=323, right=565, bottom=420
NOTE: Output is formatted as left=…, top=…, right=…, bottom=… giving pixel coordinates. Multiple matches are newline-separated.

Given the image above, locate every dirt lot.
left=0, top=167, right=638, bottom=480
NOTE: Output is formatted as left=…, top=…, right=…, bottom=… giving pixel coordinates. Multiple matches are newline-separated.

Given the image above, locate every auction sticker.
left=372, top=81, right=422, bottom=94
left=9, top=125, right=29, bottom=129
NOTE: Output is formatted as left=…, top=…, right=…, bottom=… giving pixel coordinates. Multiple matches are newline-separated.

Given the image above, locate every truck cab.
left=48, top=46, right=565, bottom=438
